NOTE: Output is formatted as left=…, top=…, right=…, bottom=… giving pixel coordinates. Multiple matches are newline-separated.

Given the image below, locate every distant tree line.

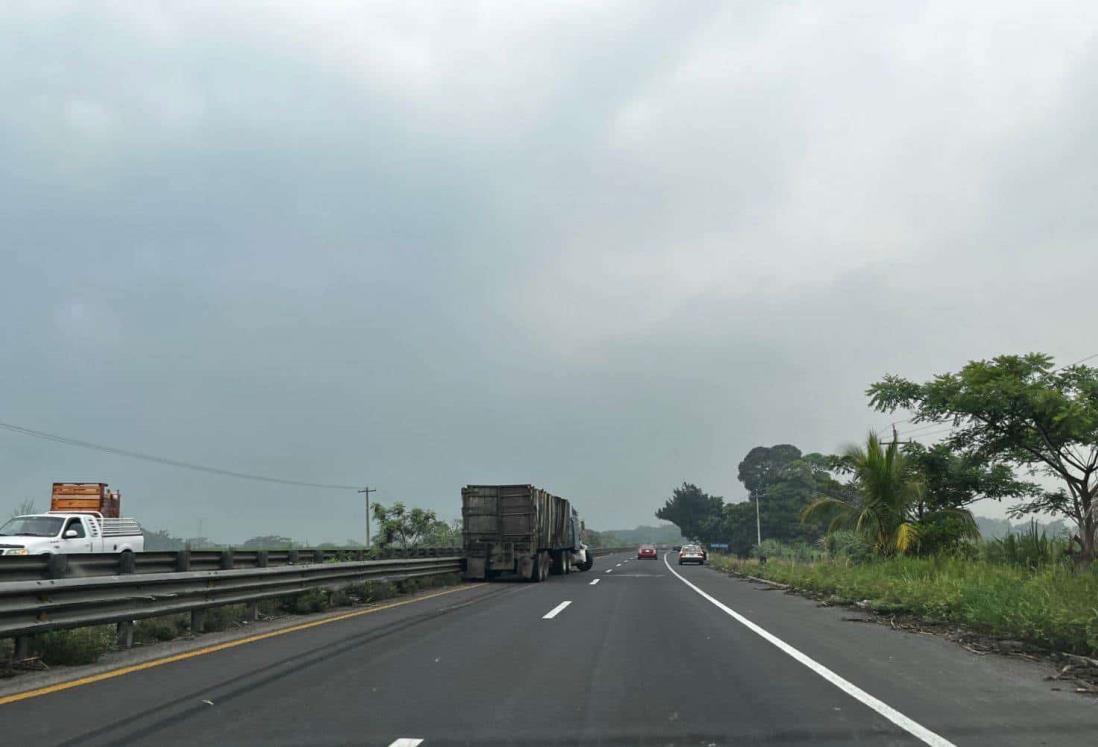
left=140, top=500, right=462, bottom=551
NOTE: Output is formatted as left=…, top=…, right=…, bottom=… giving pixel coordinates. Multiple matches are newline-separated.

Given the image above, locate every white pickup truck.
left=0, top=512, right=144, bottom=555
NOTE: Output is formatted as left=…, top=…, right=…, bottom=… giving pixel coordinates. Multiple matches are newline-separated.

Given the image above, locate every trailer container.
left=462, top=484, right=590, bottom=581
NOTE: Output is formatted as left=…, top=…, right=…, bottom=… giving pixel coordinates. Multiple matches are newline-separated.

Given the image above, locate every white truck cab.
left=0, top=512, right=144, bottom=555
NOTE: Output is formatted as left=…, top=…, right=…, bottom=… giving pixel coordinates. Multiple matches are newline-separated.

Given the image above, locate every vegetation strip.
left=709, top=554, right=1098, bottom=660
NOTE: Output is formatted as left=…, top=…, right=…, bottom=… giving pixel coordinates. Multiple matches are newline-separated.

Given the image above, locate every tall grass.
left=981, top=520, right=1070, bottom=569
left=710, top=554, right=1098, bottom=656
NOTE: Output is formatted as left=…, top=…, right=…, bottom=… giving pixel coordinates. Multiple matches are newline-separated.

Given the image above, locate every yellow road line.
left=0, top=583, right=484, bottom=706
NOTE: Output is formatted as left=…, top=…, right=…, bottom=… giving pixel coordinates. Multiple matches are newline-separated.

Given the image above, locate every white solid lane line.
left=542, top=601, right=572, bottom=619
left=661, top=554, right=954, bottom=747
left=589, top=578, right=600, bottom=586
left=388, top=740, right=423, bottom=747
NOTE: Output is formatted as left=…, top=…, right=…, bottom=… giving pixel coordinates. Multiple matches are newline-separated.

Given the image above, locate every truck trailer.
left=462, top=484, right=593, bottom=581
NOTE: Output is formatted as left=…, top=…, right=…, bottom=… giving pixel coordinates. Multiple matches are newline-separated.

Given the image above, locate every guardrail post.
left=288, top=549, right=299, bottom=565
left=119, top=551, right=136, bottom=574
left=175, top=550, right=191, bottom=572
left=256, top=550, right=268, bottom=568
left=220, top=549, right=234, bottom=570
left=190, top=609, right=206, bottom=634
left=47, top=553, right=69, bottom=579
left=116, top=620, right=134, bottom=649
left=245, top=601, right=259, bottom=622
left=13, top=635, right=31, bottom=662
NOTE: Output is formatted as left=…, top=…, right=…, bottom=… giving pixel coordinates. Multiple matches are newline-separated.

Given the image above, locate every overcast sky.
left=2, top=1, right=1096, bottom=542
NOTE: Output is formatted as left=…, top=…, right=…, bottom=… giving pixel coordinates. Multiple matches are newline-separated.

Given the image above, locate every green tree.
left=802, top=433, right=978, bottom=555
left=655, top=483, right=724, bottom=542
left=869, top=353, right=1098, bottom=564
left=371, top=501, right=451, bottom=548
left=421, top=518, right=462, bottom=547
left=729, top=446, right=841, bottom=551
left=738, top=444, right=803, bottom=497
left=716, top=501, right=757, bottom=556
left=902, top=442, right=1040, bottom=516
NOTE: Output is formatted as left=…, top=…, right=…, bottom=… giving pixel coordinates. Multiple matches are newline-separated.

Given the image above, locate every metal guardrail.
left=590, top=547, right=631, bottom=557
left=0, top=546, right=463, bottom=583
left=0, top=556, right=463, bottom=642
left=0, top=546, right=627, bottom=652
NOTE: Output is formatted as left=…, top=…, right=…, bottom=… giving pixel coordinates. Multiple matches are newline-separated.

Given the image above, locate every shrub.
left=916, top=513, right=978, bottom=555
left=135, top=615, right=188, bottom=643
left=751, top=539, right=823, bottom=563
left=35, top=626, right=113, bottom=666
left=820, top=530, right=874, bottom=563
left=290, top=589, right=329, bottom=615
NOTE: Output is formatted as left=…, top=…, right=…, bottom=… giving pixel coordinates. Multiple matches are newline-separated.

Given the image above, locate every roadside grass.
left=6, top=572, right=464, bottom=669
left=708, top=555, right=1098, bottom=656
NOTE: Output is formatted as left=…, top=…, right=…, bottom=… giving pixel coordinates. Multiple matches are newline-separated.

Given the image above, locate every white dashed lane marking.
left=589, top=578, right=600, bottom=586
left=542, top=601, right=572, bottom=619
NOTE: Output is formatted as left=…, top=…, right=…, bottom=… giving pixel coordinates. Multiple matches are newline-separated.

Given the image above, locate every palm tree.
left=802, top=433, right=976, bottom=555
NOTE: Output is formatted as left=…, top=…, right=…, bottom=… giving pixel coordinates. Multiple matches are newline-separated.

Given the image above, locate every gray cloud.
left=2, top=1, right=1096, bottom=540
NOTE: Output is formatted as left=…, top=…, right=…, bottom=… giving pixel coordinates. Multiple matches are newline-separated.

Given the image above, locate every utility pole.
left=358, top=487, right=377, bottom=547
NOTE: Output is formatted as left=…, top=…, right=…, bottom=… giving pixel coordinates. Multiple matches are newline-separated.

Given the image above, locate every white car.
left=678, top=545, right=706, bottom=565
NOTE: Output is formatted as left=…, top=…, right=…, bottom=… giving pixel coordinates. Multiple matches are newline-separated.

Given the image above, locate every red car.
left=637, top=544, right=658, bottom=560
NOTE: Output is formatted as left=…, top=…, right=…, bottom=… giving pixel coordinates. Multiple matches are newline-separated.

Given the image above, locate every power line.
left=0, top=418, right=362, bottom=491
left=899, top=421, right=954, bottom=437
left=1057, top=352, right=1098, bottom=369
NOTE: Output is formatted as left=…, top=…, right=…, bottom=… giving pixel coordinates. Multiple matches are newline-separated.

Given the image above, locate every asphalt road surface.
left=3, top=552, right=1098, bottom=746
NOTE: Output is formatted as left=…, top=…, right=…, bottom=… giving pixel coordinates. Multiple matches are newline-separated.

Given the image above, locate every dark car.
left=637, top=544, right=658, bottom=560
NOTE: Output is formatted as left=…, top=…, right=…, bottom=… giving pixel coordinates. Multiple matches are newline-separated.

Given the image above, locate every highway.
left=3, top=552, right=1097, bottom=746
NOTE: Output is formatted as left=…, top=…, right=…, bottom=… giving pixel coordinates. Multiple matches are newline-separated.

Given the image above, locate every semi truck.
left=462, top=484, right=593, bottom=581
left=0, top=483, right=143, bottom=556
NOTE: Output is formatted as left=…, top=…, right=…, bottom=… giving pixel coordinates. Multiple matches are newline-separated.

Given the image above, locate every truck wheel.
left=582, top=554, right=593, bottom=572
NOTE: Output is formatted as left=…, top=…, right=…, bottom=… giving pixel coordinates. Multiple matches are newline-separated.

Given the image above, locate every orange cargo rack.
left=50, top=482, right=121, bottom=518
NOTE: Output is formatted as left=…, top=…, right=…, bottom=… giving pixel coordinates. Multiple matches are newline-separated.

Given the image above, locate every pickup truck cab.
left=0, top=512, right=143, bottom=555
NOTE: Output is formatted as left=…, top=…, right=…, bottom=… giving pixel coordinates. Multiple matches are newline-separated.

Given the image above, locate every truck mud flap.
left=464, top=556, right=487, bottom=580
